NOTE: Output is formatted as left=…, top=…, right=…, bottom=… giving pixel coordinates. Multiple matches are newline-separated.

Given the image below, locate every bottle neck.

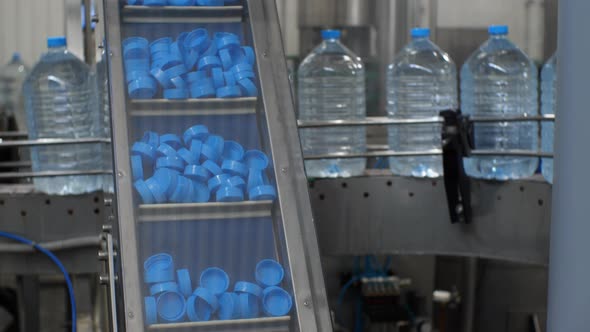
left=412, top=36, right=429, bottom=41
left=48, top=45, right=67, bottom=53
left=490, top=34, right=507, bottom=40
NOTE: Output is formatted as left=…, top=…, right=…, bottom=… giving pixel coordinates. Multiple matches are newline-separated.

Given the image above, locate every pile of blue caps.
left=132, top=124, right=277, bottom=204
left=122, top=29, right=257, bottom=100
left=144, top=254, right=293, bottom=324
left=127, top=0, right=241, bottom=7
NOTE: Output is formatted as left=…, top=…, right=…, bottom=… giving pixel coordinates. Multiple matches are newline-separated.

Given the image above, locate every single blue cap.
left=156, top=156, right=185, bottom=172
left=153, top=168, right=179, bottom=198
left=201, top=41, right=218, bottom=58
left=255, top=259, right=284, bottom=287
left=150, top=281, right=180, bottom=296
left=247, top=169, right=266, bottom=191
left=237, top=78, right=258, bottom=97
left=411, top=27, right=430, bottom=38
left=489, top=25, right=509, bottom=35
left=123, top=37, right=149, bottom=59
left=200, top=144, right=221, bottom=163
left=183, top=125, right=209, bottom=145
left=218, top=293, right=240, bottom=320
left=223, top=71, right=236, bottom=86
left=177, top=269, right=193, bottom=297
left=234, top=70, right=256, bottom=81
left=249, top=185, right=277, bottom=201
left=217, top=86, right=242, bottom=98
left=187, top=288, right=218, bottom=321
left=190, top=82, right=216, bottom=99
left=219, top=49, right=234, bottom=70
left=128, top=76, right=157, bottom=99
left=142, top=131, right=160, bottom=147
left=198, top=56, right=222, bottom=71
left=238, top=293, right=260, bottom=319
left=169, top=175, right=193, bottom=203
left=125, top=71, right=150, bottom=84
left=216, top=186, right=244, bottom=202
left=262, top=286, right=292, bottom=317
left=145, top=177, right=167, bottom=203
left=226, top=47, right=249, bottom=66
left=184, top=28, right=210, bottom=52
left=47, top=36, right=67, bottom=48
left=205, top=135, right=224, bottom=155
left=242, top=46, right=255, bottom=65
left=134, top=179, right=156, bottom=204
left=156, top=143, right=177, bottom=158
left=11, top=52, right=21, bottom=61
left=150, top=67, right=172, bottom=89
left=225, top=176, right=246, bottom=192
left=216, top=34, right=241, bottom=51
left=202, top=160, right=222, bottom=177
left=231, top=63, right=254, bottom=74
left=221, top=160, right=248, bottom=177
left=125, top=58, right=150, bottom=72
left=191, top=181, right=210, bottom=203
left=144, top=253, right=174, bottom=283
left=185, top=71, right=209, bottom=83
left=244, top=150, right=269, bottom=170
left=131, top=155, right=144, bottom=181
left=149, top=37, right=172, bottom=54
left=145, top=296, right=158, bottom=325
left=164, top=88, right=188, bottom=100
left=200, top=267, right=229, bottom=295
left=212, top=67, right=225, bottom=88
left=234, top=281, right=263, bottom=297
left=164, top=64, right=188, bottom=81
left=177, top=148, right=196, bottom=165
left=189, top=140, right=203, bottom=158
left=171, top=76, right=187, bottom=89
left=157, top=291, right=186, bottom=322
left=185, top=165, right=211, bottom=183
left=160, top=134, right=183, bottom=150
left=222, top=141, right=244, bottom=161
left=321, top=29, right=341, bottom=40
left=208, top=174, right=232, bottom=192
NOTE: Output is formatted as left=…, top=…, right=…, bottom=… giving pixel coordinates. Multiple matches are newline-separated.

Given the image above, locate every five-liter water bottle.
left=297, top=29, right=366, bottom=178
left=461, top=25, right=539, bottom=180
left=97, top=46, right=114, bottom=193
left=0, top=53, right=29, bottom=131
left=387, top=27, right=458, bottom=178
left=541, top=53, right=556, bottom=184
left=24, top=36, right=102, bottom=195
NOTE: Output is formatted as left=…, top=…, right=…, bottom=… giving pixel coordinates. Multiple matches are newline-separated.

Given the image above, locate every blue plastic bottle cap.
left=131, top=155, right=144, bottom=181
left=197, top=0, right=224, bottom=6
left=144, top=0, right=168, bottom=5
left=244, top=150, right=269, bottom=169
left=157, top=291, right=186, bottom=322
left=222, top=141, right=244, bottom=161
left=145, top=296, right=158, bottom=325
left=198, top=56, right=222, bottom=71
left=184, top=49, right=200, bottom=71
left=132, top=142, right=157, bottom=163
left=145, top=177, right=167, bottom=203
left=211, top=67, right=225, bottom=88
left=190, top=83, right=216, bottom=99
left=142, top=131, right=160, bottom=147
left=183, top=125, right=209, bottom=145
left=177, top=32, right=189, bottom=52
left=177, top=148, right=196, bottom=165
left=125, top=58, right=150, bottom=71
left=221, top=160, right=248, bottom=177
left=489, top=25, right=509, bottom=35
left=200, top=267, right=229, bottom=295
left=164, top=63, right=188, bottom=80
left=153, top=168, right=179, bottom=198
left=170, top=41, right=183, bottom=60
left=202, top=160, right=222, bottom=177
left=242, top=46, right=255, bottom=65
left=47, top=36, right=67, bottom=48
left=321, top=29, right=341, bottom=40
left=125, top=71, right=150, bottom=84
left=169, top=175, right=193, bottom=203
left=234, top=281, right=263, bottom=297
left=247, top=169, right=265, bottom=191
left=156, top=143, right=177, bottom=158
left=184, top=165, right=211, bottom=183
left=249, top=185, right=277, bottom=201
left=150, top=67, right=173, bottom=89
left=185, top=71, right=208, bottom=83
left=151, top=50, right=170, bottom=63
left=177, top=269, right=193, bottom=297
left=231, top=63, right=254, bottom=74
left=151, top=58, right=168, bottom=71
left=223, top=71, right=236, bottom=86
left=216, top=35, right=240, bottom=51
left=255, top=259, right=284, bottom=287
left=261, top=286, right=292, bottom=317
left=238, top=292, right=260, bottom=319
left=134, top=179, right=155, bottom=204
left=216, top=86, right=242, bottom=98
left=189, top=139, right=203, bottom=157
left=191, top=181, right=210, bottom=203
left=156, top=156, right=185, bottom=172
left=123, top=37, right=149, bottom=59
left=200, top=144, right=221, bottom=163
left=128, top=77, right=157, bottom=99
left=219, top=49, right=233, bottom=70
left=170, top=76, right=187, bottom=89
left=187, top=288, right=219, bottom=321
left=163, top=88, right=188, bottom=100
left=168, top=0, right=194, bottom=5
left=237, top=78, right=258, bottom=97
left=144, top=253, right=174, bottom=283
left=150, top=281, right=179, bottom=296
left=160, top=134, right=183, bottom=150
left=225, top=176, right=246, bottom=191
left=411, top=27, right=430, bottom=38
left=201, top=41, right=218, bottom=57
left=185, top=28, right=210, bottom=52
left=205, top=135, right=224, bottom=154
left=234, top=70, right=256, bottom=81
left=208, top=173, right=231, bottom=192
left=149, top=37, right=172, bottom=54
left=216, top=186, right=244, bottom=202
left=218, top=292, right=240, bottom=320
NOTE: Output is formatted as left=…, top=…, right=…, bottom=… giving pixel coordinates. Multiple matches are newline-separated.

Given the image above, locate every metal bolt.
left=102, top=224, right=113, bottom=232
left=303, top=301, right=310, bottom=307
left=281, top=167, right=288, bottom=173
left=99, top=274, right=109, bottom=285
left=263, top=51, right=268, bottom=57
left=98, top=251, right=108, bottom=260
left=104, top=197, right=113, bottom=206
left=109, top=51, right=114, bottom=57
left=117, top=171, right=124, bottom=178
left=107, top=214, right=115, bottom=221
left=128, top=311, right=134, bottom=318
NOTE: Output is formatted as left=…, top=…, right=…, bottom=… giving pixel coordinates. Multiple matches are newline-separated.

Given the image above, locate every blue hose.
left=0, top=231, right=77, bottom=332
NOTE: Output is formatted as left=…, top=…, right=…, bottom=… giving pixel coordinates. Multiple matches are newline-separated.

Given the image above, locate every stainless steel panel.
left=298, top=0, right=373, bottom=27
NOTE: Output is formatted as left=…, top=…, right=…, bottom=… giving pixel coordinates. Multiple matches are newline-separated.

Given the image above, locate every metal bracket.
left=99, top=232, right=119, bottom=332
left=440, top=110, right=472, bottom=224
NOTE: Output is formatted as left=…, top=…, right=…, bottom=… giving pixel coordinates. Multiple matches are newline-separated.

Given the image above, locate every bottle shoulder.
left=298, top=43, right=365, bottom=77
left=389, top=39, right=456, bottom=76
left=461, top=39, right=537, bottom=77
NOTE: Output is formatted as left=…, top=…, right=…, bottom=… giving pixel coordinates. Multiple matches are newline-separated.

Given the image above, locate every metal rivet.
left=263, top=51, right=268, bottom=57
left=117, top=171, right=124, bottom=178
left=128, top=311, right=134, bottom=318
left=281, top=167, right=288, bottom=173
left=303, top=301, right=310, bottom=307
left=109, top=51, right=114, bottom=57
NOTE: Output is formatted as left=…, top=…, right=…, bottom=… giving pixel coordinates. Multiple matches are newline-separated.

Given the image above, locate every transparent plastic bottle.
left=97, top=46, right=114, bottom=193
left=24, top=36, right=101, bottom=195
left=387, top=27, right=458, bottom=178
left=297, top=29, right=366, bottom=178
left=460, top=25, right=539, bottom=180
left=541, top=53, right=556, bottom=184
left=0, top=52, right=29, bottom=131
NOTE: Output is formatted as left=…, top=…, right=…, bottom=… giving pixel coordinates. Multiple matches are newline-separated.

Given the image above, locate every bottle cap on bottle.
left=47, top=36, right=67, bottom=48
left=488, top=25, right=509, bottom=35
left=321, top=29, right=341, bottom=40
left=411, top=27, right=430, bottom=38
left=11, top=52, right=21, bottom=61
